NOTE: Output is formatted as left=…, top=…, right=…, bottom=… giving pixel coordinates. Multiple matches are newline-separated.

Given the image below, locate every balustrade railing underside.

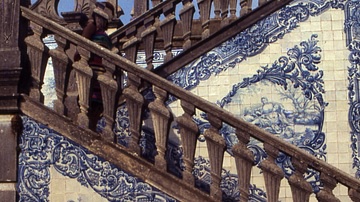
left=19, top=1, right=360, bottom=202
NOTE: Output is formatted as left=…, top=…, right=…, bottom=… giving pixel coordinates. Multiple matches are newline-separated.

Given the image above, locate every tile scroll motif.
left=345, top=0, right=360, bottom=177
left=167, top=0, right=346, bottom=91
left=193, top=35, right=327, bottom=193
left=17, top=116, right=177, bottom=202
left=21, top=0, right=360, bottom=201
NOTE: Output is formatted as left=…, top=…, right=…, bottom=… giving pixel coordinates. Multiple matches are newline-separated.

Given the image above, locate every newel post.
left=204, top=113, right=226, bottom=201
left=0, top=1, right=23, bottom=201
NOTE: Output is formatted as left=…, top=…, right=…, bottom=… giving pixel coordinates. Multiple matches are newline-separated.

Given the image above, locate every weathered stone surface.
left=0, top=190, right=16, bottom=202
left=0, top=0, right=21, bottom=112
left=0, top=115, right=19, bottom=181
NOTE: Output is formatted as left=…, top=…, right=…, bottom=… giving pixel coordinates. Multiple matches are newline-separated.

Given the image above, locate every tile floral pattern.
left=17, top=116, right=177, bottom=202
left=18, top=0, right=360, bottom=201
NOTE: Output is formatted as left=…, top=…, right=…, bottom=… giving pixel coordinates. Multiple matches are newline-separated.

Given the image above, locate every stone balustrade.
left=20, top=2, right=360, bottom=202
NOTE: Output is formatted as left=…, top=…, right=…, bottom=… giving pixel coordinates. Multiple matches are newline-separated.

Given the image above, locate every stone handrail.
left=21, top=5, right=360, bottom=202
left=110, top=0, right=284, bottom=71
left=29, top=0, right=122, bottom=28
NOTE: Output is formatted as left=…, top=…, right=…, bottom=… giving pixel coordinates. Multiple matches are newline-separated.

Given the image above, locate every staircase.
left=14, top=0, right=360, bottom=201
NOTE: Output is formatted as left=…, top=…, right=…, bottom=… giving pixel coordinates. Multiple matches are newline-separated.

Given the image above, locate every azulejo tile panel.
left=25, top=0, right=360, bottom=201
left=17, top=116, right=177, bottom=202
left=346, top=0, right=360, bottom=177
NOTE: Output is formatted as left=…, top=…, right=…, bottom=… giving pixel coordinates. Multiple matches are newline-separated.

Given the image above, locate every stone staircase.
left=17, top=0, right=360, bottom=201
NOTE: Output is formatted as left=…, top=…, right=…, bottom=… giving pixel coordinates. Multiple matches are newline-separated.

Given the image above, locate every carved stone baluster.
left=98, top=59, right=118, bottom=142
left=204, top=113, right=226, bottom=201
left=149, top=86, right=171, bottom=170
left=316, top=172, right=340, bottom=202
left=220, top=0, right=230, bottom=26
left=123, top=26, right=139, bottom=63
left=175, top=100, right=199, bottom=185
left=259, top=142, right=284, bottom=202
left=240, top=0, right=252, bottom=16
left=349, top=188, right=360, bottom=202
left=229, top=0, right=237, bottom=20
left=134, top=0, right=148, bottom=18
left=49, top=34, right=70, bottom=116
left=198, top=0, right=212, bottom=39
left=259, top=0, right=267, bottom=6
left=151, top=0, right=162, bottom=7
left=160, top=3, right=177, bottom=62
left=29, top=0, right=62, bottom=23
left=141, top=16, right=157, bottom=70
left=123, top=73, right=144, bottom=155
left=72, top=46, right=92, bottom=129
left=288, top=158, right=313, bottom=202
left=179, top=0, right=195, bottom=50
left=232, top=127, right=254, bottom=202
left=213, top=0, right=221, bottom=19
left=24, top=22, right=49, bottom=103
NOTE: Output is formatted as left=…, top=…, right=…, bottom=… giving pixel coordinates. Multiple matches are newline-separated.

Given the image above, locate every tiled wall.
left=185, top=2, right=355, bottom=201
left=20, top=0, right=360, bottom=201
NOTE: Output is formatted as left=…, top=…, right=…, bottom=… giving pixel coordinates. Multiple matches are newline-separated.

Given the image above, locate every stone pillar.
left=0, top=116, right=19, bottom=202
left=0, top=0, right=22, bottom=200
left=0, top=0, right=22, bottom=112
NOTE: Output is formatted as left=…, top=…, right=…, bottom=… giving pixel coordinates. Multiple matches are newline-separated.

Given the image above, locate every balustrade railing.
left=20, top=5, right=360, bottom=202
left=110, top=0, right=274, bottom=71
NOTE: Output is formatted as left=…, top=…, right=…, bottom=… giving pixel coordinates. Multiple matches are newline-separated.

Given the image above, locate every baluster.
left=349, top=188, right=360, bottom=202
left=229, top=0, right=237, bottom=20
left=220, top=0, right=230, bottom=26
left=259, top=142, right=284, bottom=202
left=72, top=46, right=92, bottom=129
left=133, top=0, right=148, bottom=18
left=24, top=22, right=49, bottom=103
left=160, top=3, right=177, bottom=62
left=288, top=158, right=313, bottom=202
left=204, top=113, right=226, bottom=201
left=151, top=0, right=162, bottom=7
left=123, top=26, right=139, bottom=63
left=98, top=59, right=118, bottom=142
left=213, top=0, right=221, bottom=19
left=64, top=66, right=80, bottom=121
left=123, top=73, right=144, bottom=155
left=176, top=100, right=199, bottom=185
left=148, top=86, right=171, bottom=169
left=259, top=0, right=267, bottom=6
left=179, top=0, right=195, bottom=50
left=232, top=127, right=254, bottom=202
left=240, top=0, right=252, bottom=16
left=198, top=0, right=212, bottom=39
left=49, top=35, right=70, bottom=116
left=141, top=16, right=157, bottom=70
left=316, top=172, right=340, bottom=202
